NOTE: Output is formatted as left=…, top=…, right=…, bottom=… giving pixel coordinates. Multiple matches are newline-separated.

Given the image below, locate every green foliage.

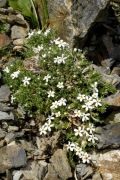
left=3, top=29, right=115, bottom=163
left=8, top=0, right=39, bottom=28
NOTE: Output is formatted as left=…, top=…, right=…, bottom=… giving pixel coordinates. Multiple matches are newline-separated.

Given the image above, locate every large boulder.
left=47, top=0, right=110, bottom=46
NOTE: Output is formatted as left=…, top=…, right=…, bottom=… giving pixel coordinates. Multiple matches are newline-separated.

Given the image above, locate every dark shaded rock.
left=75, top=163, right=94, bottom=180
left=47, top=0, right=110, bottom=45
left=11, top=25, right=28, bottom=40
left=0, top=144, right=26, bottom=173
left=44, top=149, right=72, bottom=180
left=0, top=111, right=14, bottom=121
left=91, top=150, right=120, bottom=180
left=0, top=85, right=11, bottom=102
left=96, top=122, right=120, bottom=149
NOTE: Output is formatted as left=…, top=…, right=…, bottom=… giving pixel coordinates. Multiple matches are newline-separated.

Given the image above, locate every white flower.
left=33, top=45, right=43, bottom=54
left=36, top=30, right=41, bottom=35
left=43, top=74, right=51, bottom=83
left=58, top=98, right=67, bottom=106
left=93, top=98, right=102, bottom=107
left=82, top=152, right=91, bottom=163
left=50, top=101, right=58, bottom=110
left=44, top=28, right=51, bottom=36
left=74, top=127, right=84, bottom=137
left=67, top=141, right=76, bottom=151
left=39, top=125, right=47, bottom=135
left=46, top=115, right=54, bottom=121
left=57, top=82, right=64, bottom=89
left=42, top=54, right=47, bottom=58
left=81, top=113, right=90, bottom=122
left=44, top=120, right=54, bottom=132
left=22, top=77, right=31, bottom=86
left=27, top=31, right=35, bottom=38
left=11, top=70, right=20, bottom=79
left=77, top=94, right=86, bottom=102
left=74, top=109, right=82, bottom=117
left=92, top=92, right=98, bottom=99
left=75, top=147, right=84, bottom=158
left=11, top=95, right=16, bottom=104
left=3, top=67, right=10, bottom=73
left=47, top=90, right=55, bottom=98
left=82, top=102, right=94, bottom=111
left=53, top=37, right=69, bottom=48
left=87, top=124, right=95, bottom=134
left=55, top=111, right=61, bottom=117
left=88, top=134, right=98, bottom=144
left=54, top=54, right=68, bottom=64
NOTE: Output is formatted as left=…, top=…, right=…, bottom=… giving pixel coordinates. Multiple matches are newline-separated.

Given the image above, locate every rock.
left=92, top=150, right=120, bottom=180
left=0, top=33, right=11, bottom=48
left=92, top=172, right=102, bottom=180
left=44, top=149, right=72, bottom=180
left=8, top=126, right=19, bottom=132
left=0, top=85, right=11, bottom=102
left=104, top=91, right=120, bottom=107
left=105, top=110, right=120, bottom=124
left=0, top=111, right=14, bottom=121
left=96, top=122, right=120, bottom=149
left=21, top=161, right=48, bottom=180
left=13, top=39, right=24, bottom=46
left=19, top=140, right=35, bottom=153
left=0, top=103, right=14, bottom=112
left=75, top=163, right=94, bottom=180
left=0, top=128, right=6, bottom=140
left=0, top=144, right=26, bottom=173
left=13, top=171, right=23, bottom=180
left=11, top=25, right=28, bottom=40
left=0, top=0, right=6, bottom=8
left=5, top=133, right=16, bottom=144
left=47, top=0, right=110, bottom=45
left=111, top=67, right=120, bottom=76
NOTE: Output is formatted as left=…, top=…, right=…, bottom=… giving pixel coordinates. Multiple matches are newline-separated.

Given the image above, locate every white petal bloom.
left=46, top=115, right=54, bottom=121
left=54, top=54, right=68, bottom=64
left=50, top=101, right=58, bottom=110
left=36, top=30, right=41, bottom=35
left=58, top=98, right=67, bottom=106
left=77, top=94, right=86, bottom=102
left=55, top=111, right=61, bottom=117
left=74, top=109, right=82, bottom=117
left=11, top=70, right=20, bottom=79
left=22, top=77, right=31, bottom=86
left=44, top=121, right=54, bottom=132
left=44, top=28, right=51, bottom=36
left=39, top=125, right=47, bottom=135
left=81, top=113, right=90, bottom=122
left=42, top=54, right=47, bottom=58
left=43, top=74, right=51, bottom=82
left=74, top=127, right=84, bottom=137
left=53, top=37, right=69, bottom=48
left=92, top=92, right=98, bottom=99
left=87, top=124, right=95, bottom=134
left=33, top=45, right=43, bottom=54
left=88, top=134, right=98, bottom=144
left=3, top=67, right=10, bottom=73
left=57, top=82, right=64, bottom=89
left=47, top=90, right=55, bottom=98
left=75, top=146, right=84, bottom=158
left=82, top=102, right=94, bottom=111
left=11, top=95, right=16, bottom=104
left=82, top=152, right=91, bottom=164
left=93, top=98, right=102, bottom=107
left=27, top=31, right=35, bottom=38
left=67, top=141, right=76, bottom=151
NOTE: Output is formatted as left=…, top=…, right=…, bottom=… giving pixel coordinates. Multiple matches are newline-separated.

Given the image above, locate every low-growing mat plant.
left=3, top=29, right=115, bottom=164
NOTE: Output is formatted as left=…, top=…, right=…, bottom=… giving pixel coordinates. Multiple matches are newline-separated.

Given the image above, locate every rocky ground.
left=1, top=0, right=120, bottom=180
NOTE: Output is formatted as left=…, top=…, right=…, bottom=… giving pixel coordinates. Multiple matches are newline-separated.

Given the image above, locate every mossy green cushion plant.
left=3, top=29, right=115, bottom=164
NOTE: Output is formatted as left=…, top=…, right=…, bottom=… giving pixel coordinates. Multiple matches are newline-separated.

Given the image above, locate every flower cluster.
left=3, top=29, right=115, bottom=164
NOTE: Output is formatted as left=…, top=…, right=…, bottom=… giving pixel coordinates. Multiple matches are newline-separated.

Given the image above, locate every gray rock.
left=0, top=103, right=13, bottom=112
left=0, top=144, right=26, bottom=173
left=47, top=0, right=109, bottom=45
left=8, top=126, right=19, bottom=132
left=96, top=122, right=120, bottom=149
left=0, top=0, right=6, bottom=8
left=11, top=25, right=28, bottom=40
left=0, top=85, right=11, bottom=102
left=0, top=128, right=6, bottom=140
left=44, top=149, right=72, bottom=180
left=0, top=111, right=14, bottom=121
left=92, top=172, right=102, bottom=180
left=13, top=171, right=23, bottom=180
left=75, top=163, right=94, bottom=180
left=21, top=161, right=48, bottom=180
left=104, top=91, right=120, bottom=107
left=5, top=133, right=16, bottom=144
